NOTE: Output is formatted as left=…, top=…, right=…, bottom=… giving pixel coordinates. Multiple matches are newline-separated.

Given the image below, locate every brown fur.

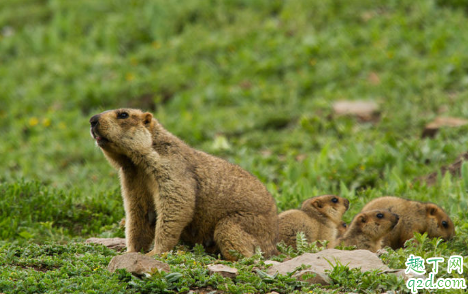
left=332, top=209, right=399, bottom=252
left=337, top=221, right=348, bottom=238
left=278, top=195, right=349, bottom=248
left=361, top=196, right=455, bottom=249
left=89, top=108, right=279, bottom=261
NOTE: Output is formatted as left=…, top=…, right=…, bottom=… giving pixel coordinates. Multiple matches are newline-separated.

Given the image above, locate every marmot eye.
left=117, top=112, right=129, bottom=119
left=331, top=198, right=338, bottom=203
left=376, top=213, right=384, bottom=219
left=442, top=221, right=448, bottom=228
left=342, top=223, right=347, bottom=228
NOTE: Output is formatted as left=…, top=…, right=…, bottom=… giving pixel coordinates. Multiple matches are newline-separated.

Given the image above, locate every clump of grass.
left=0, top=242, right=122, bottom=293
left=0, top=181, right=124, bottom=242
left=327, top=262, right=405, bottom=292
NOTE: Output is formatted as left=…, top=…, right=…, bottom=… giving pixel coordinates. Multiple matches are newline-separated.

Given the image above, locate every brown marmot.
left=89, top=108, right=279, bottom=260
left=361, top=196, right=455, bottom=249
left=337, top=221, right=348, bottom=238
left=278, top=195, right=349, bottom=248
left=332, top=209, right=399, bottom=252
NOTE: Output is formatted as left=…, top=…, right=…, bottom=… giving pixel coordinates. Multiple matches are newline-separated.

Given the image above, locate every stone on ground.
left=107, top=252, right=170, bottom=276
left=266, top=249, right=391, bottom=285
left=86, top=237, right=126, bottom=251
left=207, top=264, right=238, bottom=278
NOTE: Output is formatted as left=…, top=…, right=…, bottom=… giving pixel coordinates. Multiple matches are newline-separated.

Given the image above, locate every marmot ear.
left=312, top=199, right=323, bottom=209
left=359, top=214, right=368, bottom=223
left=142, top=112, right=154, bottom=129
left=426, top=204, right=438, bottom=216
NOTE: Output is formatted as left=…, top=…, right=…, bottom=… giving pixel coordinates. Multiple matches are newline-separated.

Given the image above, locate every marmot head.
left=337, top=221, right=348, bottom=237
left=301, top=195, right=350, bottom=224
left=353, top=209, right=399, bottom=240
left=89, top=108, right=155, bottom=156
left=425, top=203, right=455, bottom=241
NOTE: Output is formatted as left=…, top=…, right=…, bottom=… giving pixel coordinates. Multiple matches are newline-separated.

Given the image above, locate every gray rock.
left=86, top=237, right=127, bottom=251
left=332, top=100, right=380, bottom=122
left=266, top=249, right=392, bottom=285
left=292, top=269, right=329, bottom=285
left=108, top=252, right=170, bottom=275
left=207, top=264, right=238, bottom=278
left=422, top=117, right=468, bottom=138
left=264, top=260, right=281, bottom=266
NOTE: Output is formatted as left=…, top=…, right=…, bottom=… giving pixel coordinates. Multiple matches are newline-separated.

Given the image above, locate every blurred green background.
left=1, top=0, right=468, bottom=243
left=3, top=0, right=468, bottom=293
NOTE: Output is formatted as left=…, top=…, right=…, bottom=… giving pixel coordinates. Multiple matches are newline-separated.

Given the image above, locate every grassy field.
left=1, top=0, right=468, bottom=292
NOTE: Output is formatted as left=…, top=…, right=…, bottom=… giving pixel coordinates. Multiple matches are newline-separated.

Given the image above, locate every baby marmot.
left=337, top=221, right=348, bottom=238
left=278, top=195, right=349, bottom=248
left=332, top=209, right=399, bottom=252
left=361, top=196, right=455, bottom=249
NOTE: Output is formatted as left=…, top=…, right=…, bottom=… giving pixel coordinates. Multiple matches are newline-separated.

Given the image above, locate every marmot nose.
left=90, top=114, right=100, bottom=127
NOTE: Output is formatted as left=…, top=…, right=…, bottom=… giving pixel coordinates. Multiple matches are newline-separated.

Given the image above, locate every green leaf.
left=18, top=231, right=34, bottom=239
left=165, top=272, right=183, bottom=283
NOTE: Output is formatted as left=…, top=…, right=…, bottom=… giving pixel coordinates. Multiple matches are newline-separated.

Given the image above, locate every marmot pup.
left=361, top=196, right=455, bottom=249
left=90, top=108, right=279, bottom=261
left=278, top=195, right=349, bottom=248
left=337, top=221, right=348, bottom=238
left=332, top=209, right=399, bottom=252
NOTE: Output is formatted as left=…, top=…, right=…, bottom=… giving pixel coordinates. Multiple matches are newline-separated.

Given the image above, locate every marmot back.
left=332, top=209, right=399, bottom=252
left=361, top=196, right=455, bottom=249
left=278, top=195, right=349, bottom=248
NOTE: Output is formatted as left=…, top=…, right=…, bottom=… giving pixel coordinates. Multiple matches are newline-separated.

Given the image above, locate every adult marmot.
left=89, top=108, right=279, bottom=260
left=361, top=196, right=455, bottom=249
left=332, top=209, right=399, bottom=252
left=278, top=195, right=349, bottom=248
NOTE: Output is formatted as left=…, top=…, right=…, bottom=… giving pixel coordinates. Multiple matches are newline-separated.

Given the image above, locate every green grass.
left=1, top=0, right=468, bottom=292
